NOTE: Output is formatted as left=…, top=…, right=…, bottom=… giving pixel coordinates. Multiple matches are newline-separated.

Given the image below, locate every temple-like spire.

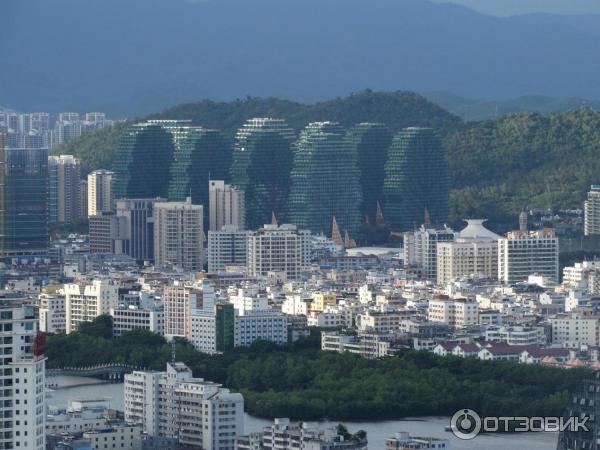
left=331, top=216, right=343, bottom=245
left=344, top=230, right=357, bottom=248
left=376, top=201, right=384, bottom=226
left=271, top=211, right=278, bottom=226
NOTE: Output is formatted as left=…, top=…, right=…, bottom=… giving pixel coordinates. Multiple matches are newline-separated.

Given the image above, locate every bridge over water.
left=46, top=363, right=141, bottom=380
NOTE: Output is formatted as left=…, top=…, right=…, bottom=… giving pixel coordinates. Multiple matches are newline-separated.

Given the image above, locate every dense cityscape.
left=5, top=1, right=600, bottom=450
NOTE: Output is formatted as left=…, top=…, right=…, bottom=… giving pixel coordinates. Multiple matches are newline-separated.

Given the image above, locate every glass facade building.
left=112, top=123, right=175, bottom=200
left=347, top=123, right=393, bottom=223
left=167, top=127, right=232, bottom=229
left=288, top=122, right=362, bottom=237
left=383, top=127, right=449, bottom=231
left=230, top=118, right=296, bottom=230
left=0, top=143, right=49, bottom=257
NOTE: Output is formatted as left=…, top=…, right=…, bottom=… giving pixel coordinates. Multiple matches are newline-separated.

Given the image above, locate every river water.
left=47, top=376, right=558, bottom=450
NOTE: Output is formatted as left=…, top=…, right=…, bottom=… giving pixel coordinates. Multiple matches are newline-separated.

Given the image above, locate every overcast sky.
left=431, top=0, right=600, bottom=16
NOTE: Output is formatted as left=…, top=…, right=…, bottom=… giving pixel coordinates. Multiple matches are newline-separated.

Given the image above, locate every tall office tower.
left=585, top=185, right=600, bottom=236
left=247, top=224, right=310, bottom=280
left=346, top=123, right=393, bottom=223
left=208, top=180, right=245, bottom=231
left=115, top=198, right=164, bottom=262
left=498, top=228, right=559, bottom=283
left=230, top=118, right=295, bottom=230
left=166, top=126, right=232, bottom=226
left=112, top=122, right=175, bottom=199
left=64, top=279, right=119, bottom=333
left=154, top=198, right=203, bottom=271
left=436, top=220, right=501, bottom=284
left=288, top=122, right=362, bottom=236
left=0, top=146, right=49, bottom=258
left=87, top=169, right=114, bottom=216
left=403, top=224, right=455, bottom=280
left=0, top=294, right=46, bottom=450
left=124, top=362, right=244, bottom=450
left=48, top=155, right=82, bottom=223
left=89, top=212, right=123, bottom=254
left=79, top=179, right=88, bottom=220
left=207, top=225, right=250, bottom=274
left=383, top=127, right=450, bottom=231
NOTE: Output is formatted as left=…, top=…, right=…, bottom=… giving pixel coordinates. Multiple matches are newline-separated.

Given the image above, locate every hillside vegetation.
left=53, top=92, right=600, bottom=229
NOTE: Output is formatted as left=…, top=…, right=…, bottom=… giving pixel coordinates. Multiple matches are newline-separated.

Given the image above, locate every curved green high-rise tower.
left=288, top=122, right=362, bottom=236
left=230, top=118, right=296, bottom=230
left=167, top=127, right=232, bottom=206
left=383, top=127, right=449, bottom=231
left=112, top=123, right=175, bottom=200
left=346, top=123, right=393, bottom=223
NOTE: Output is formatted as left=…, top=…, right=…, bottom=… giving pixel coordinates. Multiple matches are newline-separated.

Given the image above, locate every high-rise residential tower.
left=230, top=118, right=295, bottom=230
left=585, top=185, right=600, bottom=236
left=0, top=145, right=49, bottom=257
left=208, top=180, right=245, bottom=231
left=383, top=127, right=449, bottom=231
left=112, top=122, right=175, bottom=200
left=48, top=155, right=82, bottom=223
left=288, top=122, right=362, bottom=236
left=166, top=126, right=232, bottom=227
left=0, top=294, right=46, bottom=450
left=346, top=123, right=393, bottom=223
left=154, top=198, right=203, bottom=271
left=87, top=169, right=114, bottom=216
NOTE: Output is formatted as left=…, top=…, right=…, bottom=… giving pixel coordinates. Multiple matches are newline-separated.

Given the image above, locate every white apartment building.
left=585, top=185, right=600, bottom=236
left=124, top=362, right=244, bottom=450
left=64, top=279, right=119, bottom=333
left=549, top=312, right=600, bottom=347
left=207, top=226, right=250, bottom=274
left=403, top=224, right=455, bottom=280
left=209, top=180, right=245, bottom=231
left=281, top=295, right=311, bottom=316
left=306, top=310, right=347, bottom=328
left=563, top=260, right=600, bottom=286
left=83, top=424, right=142, bottom=450
left=110, top=306, right=164, bottom=337
left=485, top=326, right=546, bottom=346
left=437, top=219, right=500, bottom=284
left=87, top=169, right=114, bottom=217
left=428, top=297, right=479, bottom=329
left=38, top=292, right=66, bottom=333
left=154, top=198, right=204, bottom=271
left=247, top=224, right=310, bottom=280
left=0, top=294, right=46, bottom=450
left=234, top=310, right=288, bottom=347
left=498, top=229, right=559, bottom=283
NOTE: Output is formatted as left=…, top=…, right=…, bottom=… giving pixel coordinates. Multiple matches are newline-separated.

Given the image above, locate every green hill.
left=53, top=92, right=600, bottom=230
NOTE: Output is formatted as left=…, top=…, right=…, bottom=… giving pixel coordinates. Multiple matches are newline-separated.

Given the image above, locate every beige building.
left=247, top=224, right=310, bottom=280
left=83, top=424, right=142, bottom=450
left=154, top=198, right=204, bottom=271
left=428, top=296, right=479, bottom=329
left=549, top=311, right=600, bottom=347
left=163, top=282, right=214, bottom=339
left=437, top=219, right=500, bottom=284
left=208, top=180, right=245, bottom=231
left=48, top=155, right=82, bottom=223
left=87, top=169, right=114, bottom=216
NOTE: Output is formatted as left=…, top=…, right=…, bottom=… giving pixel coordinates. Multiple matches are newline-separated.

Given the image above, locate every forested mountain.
left=55, top=92, right=600, bottom=229
left=55, top=91, right=461, bottom=174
